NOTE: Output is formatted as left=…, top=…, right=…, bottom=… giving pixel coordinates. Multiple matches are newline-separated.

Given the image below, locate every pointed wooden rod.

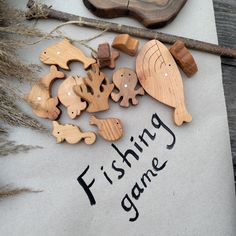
left=26, top=0, right=236, bottom=58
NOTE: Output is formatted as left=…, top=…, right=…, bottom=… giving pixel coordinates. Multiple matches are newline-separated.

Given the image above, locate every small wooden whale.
left=25, top=65, right=65, bottom=120
left=52, top=121, right=96, bottom=145
left=111, top=68, right=144, bottom=107
left=89, top=116, right=123, bottom=141
left=169, top=40, right=198, bottom=77
left=39, top=38, right=96, bottom=70
left=112, top=34, right=139, bottom=56
left=58, top=76, right=87, bottom=119
left=136, top=39, right=192, bottom=126
left=73, top=64, right=114, bottom=113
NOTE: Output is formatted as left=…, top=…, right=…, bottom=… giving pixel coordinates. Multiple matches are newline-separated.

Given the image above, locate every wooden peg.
left=25, top=65, right=65, bottom=120
left=92, top=43, right=120, bottom=69
left=52, top=121, right=96, bottom=145
left=169, top=40, right=198, bottom=77
left=73, top=63, right=114, bottom=113
left=39, top=38, right=96, bottom=70
left=58, top=76, right=87, bottom=119
left=111, top=68, right=144, bottom=107
left=89, top=116, right=123, bottom=141
left=112, top=34, right=139, bottom=56
left=136, top=39, right=192, bottom=126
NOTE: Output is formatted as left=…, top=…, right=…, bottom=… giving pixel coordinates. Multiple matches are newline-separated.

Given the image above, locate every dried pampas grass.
left=0, top=185, right=42, bottom=199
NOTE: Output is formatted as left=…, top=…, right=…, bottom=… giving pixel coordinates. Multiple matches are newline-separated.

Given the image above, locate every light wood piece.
left=89, top=116, right=123, bottom=141
left=25, top=65, right=65, bottom=120
left=39, top=38, right=96, bottom=70
left=73, top=63, right=114, bottom=113
left=52, top=121, right=96, bottom=145
left=111, top=68, right=144, bottom=107
left=136, top=39, right=192, bottom=126
left=112, top=34, right=139, bottom=56
left=58, top=76, right=87, bottom=119
left=169, top=40, right=198, bottom=77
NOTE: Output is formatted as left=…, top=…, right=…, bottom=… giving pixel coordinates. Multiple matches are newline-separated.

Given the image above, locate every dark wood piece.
left=26, top=1, right=236, bottom=59
left=83, top=0, right=187, bottom=28
left=92, top=43, right=120, bottom=69
left=213, top=0, right=236, bottom=180
left=169, top=40, right=198, bottom=77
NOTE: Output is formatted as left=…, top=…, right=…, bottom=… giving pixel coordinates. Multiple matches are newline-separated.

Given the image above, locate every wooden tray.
left=83, top=0, right=187, bottom=28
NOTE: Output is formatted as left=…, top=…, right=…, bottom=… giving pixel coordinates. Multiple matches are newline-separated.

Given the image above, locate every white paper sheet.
left=0, top=0, right=235, bottom=235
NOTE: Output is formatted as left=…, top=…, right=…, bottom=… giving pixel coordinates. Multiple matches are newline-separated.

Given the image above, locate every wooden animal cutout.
left=92, top=43, right=120, bottom=69
left=26, top=65, right=65, bottom=120
left=89, top=116, right=123, bottom=141
left=112, top=34, right=139, bottom=56
left=136, top=39, right=192, bottom=126
left=58, top=76, right=87, bottom=119
left=73, top=63, right=114, bottom=113
left=52, top=121, right=96, bottom=145
left=111, top=68, right=144, bottom=107
left=83, top=0, right=187, bottom=28
left=39, top=38, right=96, bottom=70
left=169, top=40, right=198, bottom=77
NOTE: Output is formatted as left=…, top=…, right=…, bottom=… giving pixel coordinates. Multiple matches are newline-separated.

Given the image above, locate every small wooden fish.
left=25, top=65, right=65, bottom=120
left=58, top=76, right=87, bottom=119
left=52, top=121, right=96, bottom=145
left=40, top=39, right=96, bottom=70
left=89, top=116, right=123, bottom=141
left=136, top=39, right=192, bottom=126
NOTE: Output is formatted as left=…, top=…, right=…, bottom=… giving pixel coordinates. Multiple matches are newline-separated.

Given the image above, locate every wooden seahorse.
left=52, top=121, right=96, bottom=145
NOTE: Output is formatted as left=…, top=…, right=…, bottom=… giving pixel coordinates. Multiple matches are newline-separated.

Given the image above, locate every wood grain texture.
left=112, top=34, right=139, bottom=56
left=52, top=121, right=96, bottom=145
left=39, top=39, right=96, bottom=70
left=213, top=0, right=236, bottom=180
left=83, top=0, right=187, bottom=28
left=26, top=66, right=65, bottom=120
left=73, top=64, right=114, bottom=112
left=136, top=39, right=192, bottom=126
left=111, top=68, right=144, bottom=107
left=58, top=76, right=87, bottom=119
left=169, top=40, right=198, bottom=77
left=89, top=116, right=123, bottom=141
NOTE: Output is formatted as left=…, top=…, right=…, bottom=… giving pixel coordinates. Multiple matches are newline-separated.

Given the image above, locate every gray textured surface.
left=213, top=0, right=236, bottom=179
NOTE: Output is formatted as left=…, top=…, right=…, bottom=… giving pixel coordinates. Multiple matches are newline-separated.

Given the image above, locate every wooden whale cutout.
left=136, top=39, right=192, bottom=126
left=40, top=39, right=96, bottom=70
left=83, top=0, right=187, bottom=28
left=26, top=65, right=65, bottom=120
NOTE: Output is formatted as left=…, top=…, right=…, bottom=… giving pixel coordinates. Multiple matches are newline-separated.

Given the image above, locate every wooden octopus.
left=111, top=68, right=145, bottom=107
left=25, top=65, right=65, bottom=120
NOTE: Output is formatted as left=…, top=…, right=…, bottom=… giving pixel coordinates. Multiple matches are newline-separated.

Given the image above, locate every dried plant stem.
left=26, top=0, right=236, bottom=58
left=0, top=186, right=42, bottom=199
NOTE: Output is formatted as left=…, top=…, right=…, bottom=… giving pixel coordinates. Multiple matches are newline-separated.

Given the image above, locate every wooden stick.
left=26, top=0, right=236, bottom=58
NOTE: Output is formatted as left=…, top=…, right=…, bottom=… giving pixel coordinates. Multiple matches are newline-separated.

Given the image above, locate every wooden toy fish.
left=136, top=39, right=192, bottom=126
left=52, top=121, right=96, bottom=145
left=39, top=39, right=96, bottom=70
left=89, top=116, right=123, bottom=141
left=25, top=65, right=65, bottom=120
left=58, top=76, right=87, bottom=119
